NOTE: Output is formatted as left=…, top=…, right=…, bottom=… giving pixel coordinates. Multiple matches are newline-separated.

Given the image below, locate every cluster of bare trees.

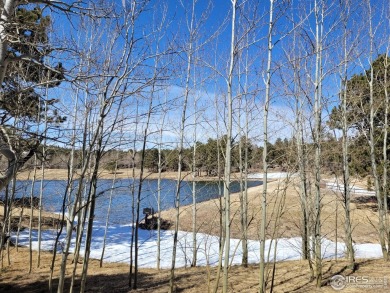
left=1, top=0, right=390, bottom=292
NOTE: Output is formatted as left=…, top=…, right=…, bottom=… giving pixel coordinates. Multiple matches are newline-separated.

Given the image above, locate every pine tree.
left=0, top=5, right=65, bottom=191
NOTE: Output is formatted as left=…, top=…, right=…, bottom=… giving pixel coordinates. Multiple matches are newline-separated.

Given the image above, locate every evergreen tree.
left=329, top=54, right=390, bottom=176
left=0, top=5, right=65, bottom=190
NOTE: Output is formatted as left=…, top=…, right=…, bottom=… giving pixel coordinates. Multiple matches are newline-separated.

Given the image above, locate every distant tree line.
left=6, top=136, right=296, bottom=175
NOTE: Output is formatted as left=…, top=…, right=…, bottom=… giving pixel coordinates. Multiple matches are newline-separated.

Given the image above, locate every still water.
left=11, top=179, right=262, bottom=225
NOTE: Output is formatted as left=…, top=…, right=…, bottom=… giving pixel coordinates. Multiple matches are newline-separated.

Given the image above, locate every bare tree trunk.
left=313, top=0, right=324, bottom=287
left=29, top=157, right=38, bottom=274
left=169, top=2, right=196, bottom=291
left=57, top=100, right=93, bottom=293
left=366, top=0, right=388, bottom=260
left=237, top=49, right=249, bottom=267
left=259, top=1, right=274, bottom=292
left=37, top=99, right=48, bottom=268
left=191, top=93, right=198, bottom=267
left=340, top=2, right=355, bottom=268
left=131, top=99, right=152, bottom=290
left=80, top=85, right=122, bottom=291
left=383, top=49, right=390, bottom=258
left=0, top=0, right=18, bottom=85
left=100, top=155, right=119, bottom=267
left=213, top=96, right=224, bottom=293
left=222, top=1, right=237, bottom=292
left=156, top=97, right=167, bottom=271
left=128, top=121, right=138, bottom=287
left=80, top=158, right=101, bottom=293
left=294, top=76, right=310, bottom=262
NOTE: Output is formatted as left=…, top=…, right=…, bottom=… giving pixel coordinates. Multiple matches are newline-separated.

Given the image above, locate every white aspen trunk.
left=213, top=96, right=224, bottom=293
left=57, top=101, right=92, bottom=293
left=156, top=99, right=167, bottom=271
left=128, top=112, right=138, bottom=287
left=169, top=2, right=196, bottom=291
left=222, top=1, right=236, bottom=292
left=68, top=90, right=83, bottom=293
left=28, top=158, right=38, bottom=274
left=383, top=51, right=390, bottom=256
left=37, top=99, right=48, bottom=268
left=191, top=93, right=198, bottom=267
left=242, top=47, right=250, bottom=269
left=5, top=177, right=16, bottom=265
left=0, top=0, right=17, bottom=86
left=313, top=0, right=324, bottom=287
left=290, top=26, right=310, bottom=262
left=80, top=88, right=120, bottom=291
left=296, top=87, right=309, bottom=261
left=243, top=97, right=249, bottom=266
left=367, top=3, right=388, bottom=259
left=340, top=7, right=355, bottom=268
left=80, top=159, right=101, bottom=293
left=99, top=112, right=124, bottom=269
left=259, top=1, right=274, bottom=292
left=132, top=83, right=154, bottom=291
left=100, top=155, right=119, bottom=267
left=237, top=54, right=248, bottom=267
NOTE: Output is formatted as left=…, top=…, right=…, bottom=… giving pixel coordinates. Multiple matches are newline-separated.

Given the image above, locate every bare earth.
left=1, top=170, right=389, bottom=292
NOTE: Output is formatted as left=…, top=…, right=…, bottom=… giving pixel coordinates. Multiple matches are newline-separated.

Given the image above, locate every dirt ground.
left=1, top=171, right=388, bottom=292
left=1, top=247, right=390, bottom=292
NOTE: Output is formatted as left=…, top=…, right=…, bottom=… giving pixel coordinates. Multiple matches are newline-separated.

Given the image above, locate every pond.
left=9, top=178, right=262, bottom=225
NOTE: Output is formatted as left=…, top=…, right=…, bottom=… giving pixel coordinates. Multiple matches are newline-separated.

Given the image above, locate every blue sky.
left=39, top=0, right=390, bottom=150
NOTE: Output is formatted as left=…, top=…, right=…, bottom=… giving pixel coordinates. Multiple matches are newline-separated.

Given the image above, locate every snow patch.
left=13, top=224, right=382, bottom=269
left=325, top=182, right=376, bottom=196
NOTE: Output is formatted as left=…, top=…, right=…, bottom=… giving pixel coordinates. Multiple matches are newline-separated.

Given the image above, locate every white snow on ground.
left=13, top=224, right=382, bottom=269
left=325, top=182, right=376, bottom=196
left=12, top=174, right=380, bottom=268
left=249, top=172, right=376, bottom=196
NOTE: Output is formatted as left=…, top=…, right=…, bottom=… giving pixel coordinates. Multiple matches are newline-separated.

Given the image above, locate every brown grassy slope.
left=1, top=247, right=390, bottom=292
left=16, top=168, right=212, bottom=181
left=1, top=174, right=387, bottom=292
left=0, top=206, right=63, bottom=230
left=159, top=177, right=380, bottom=244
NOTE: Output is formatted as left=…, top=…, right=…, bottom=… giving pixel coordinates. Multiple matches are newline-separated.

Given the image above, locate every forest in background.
left=12, top=135, right=376, bottom=178
left=1, top=0, right=390, bottom=292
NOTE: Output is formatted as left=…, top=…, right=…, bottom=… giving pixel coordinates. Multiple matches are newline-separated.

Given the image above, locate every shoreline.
left=16, top=168, right=268, bottom=182
left=6, top=171, right=379, bottom=245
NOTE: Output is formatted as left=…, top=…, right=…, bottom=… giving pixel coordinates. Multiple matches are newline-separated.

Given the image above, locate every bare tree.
left=364, top=0, right=389, bottom=261
left=221, top=1, right=237, bottom=291
left=259, top=1, right=275, bottom=291
left=169, top=0, right=210, bottom=290
left=312, top=0, right=324, bottom=286
left=339, top=0, right=355, bottom=270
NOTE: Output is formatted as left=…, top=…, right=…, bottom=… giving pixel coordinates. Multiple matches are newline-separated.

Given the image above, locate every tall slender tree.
left=259, top=1, right=275, bottom=291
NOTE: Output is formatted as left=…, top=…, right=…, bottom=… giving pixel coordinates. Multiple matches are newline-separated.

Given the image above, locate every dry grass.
left=1, top=247, right=390, bottom=292
left=1, top=172, right=389, bottom=292
left=159, top=177, right=380, bottom=244
left=16, top=168, right=222, bottom=181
